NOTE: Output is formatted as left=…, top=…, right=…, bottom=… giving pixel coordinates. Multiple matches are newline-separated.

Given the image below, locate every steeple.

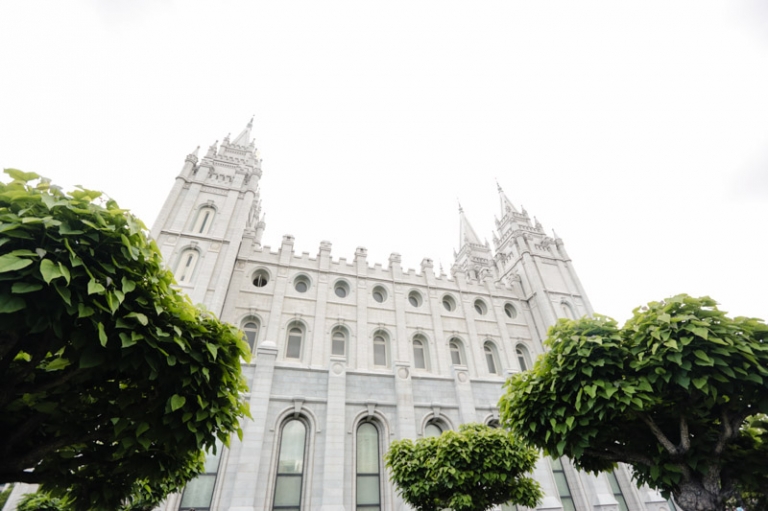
left=232, top=116, right=254, bottom=147
left=452, top=202, right=494, bottom=281
left=497, top=181, right=518, bottom=215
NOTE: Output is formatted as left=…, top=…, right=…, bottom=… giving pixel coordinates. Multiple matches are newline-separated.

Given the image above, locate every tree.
left=499, top=294, right=768, bottom=511
left=385, top=423, right=542, bottom=511
left=0, top=170, right=250, bottom=510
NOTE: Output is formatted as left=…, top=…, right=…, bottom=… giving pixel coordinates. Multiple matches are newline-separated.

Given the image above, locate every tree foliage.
left=499, top=295, right=768, bottom=511
left=385, top=423, right=542, bottom=511
left=0, top=170, right=250, bottom=510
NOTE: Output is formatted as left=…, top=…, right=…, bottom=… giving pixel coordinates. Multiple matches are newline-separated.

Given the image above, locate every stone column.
left=319, top=355, right=348, bottom=511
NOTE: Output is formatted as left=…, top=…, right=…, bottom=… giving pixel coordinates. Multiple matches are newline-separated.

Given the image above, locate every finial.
left=457, top=199, right=463, bottom=213
left=248, top=116, right=254, bottom=128
left=496, top=179, right=503, bottom=192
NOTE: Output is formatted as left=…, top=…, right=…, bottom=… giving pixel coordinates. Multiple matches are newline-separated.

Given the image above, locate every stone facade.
left=148, top=121, right=672, bottom=511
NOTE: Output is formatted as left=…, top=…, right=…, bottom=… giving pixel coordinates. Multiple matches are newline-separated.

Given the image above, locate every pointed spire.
left=232, top=117, right=253, bottom=147
left=459, top=204, right=483, bottom=246
left=497, top=181, right=518, bottom=215
left=192, top=145, right=199, bottom=158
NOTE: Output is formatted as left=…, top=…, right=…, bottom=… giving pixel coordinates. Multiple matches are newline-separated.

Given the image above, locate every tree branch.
left=679, top=414, right=690, bottom=453
left=583, top=447, right=654, bottom=467
left=637, top=412, right=678, bottom=455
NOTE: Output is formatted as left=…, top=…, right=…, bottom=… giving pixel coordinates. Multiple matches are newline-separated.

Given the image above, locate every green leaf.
left=692, top=377, right=708, bottom=390
left=98, top=322, right=108, bottom=347
left=170, top=394, right=186, bottom=411
left=39, top=258, right=62, bottom=283
left=88, top=278, right=106, bottom=295
left=0, top=294, right=25, bottom=313
left=11, top=282, right=42, bottom=294
left=0, top=254, right=33, bottom=273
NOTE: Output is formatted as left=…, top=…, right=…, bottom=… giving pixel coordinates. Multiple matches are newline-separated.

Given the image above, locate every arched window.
left=487, top=418, right=501, bottom=429
left=356, top=422, right=382, bottom=511
left=484, top=342, right=500, bottom=375
left=551, top=458, right=576, bottom=511
left=605, top=471, right=629, bottom=511
left=179, top=440, right=223, bottom=511
left=286, top=323, right=304, bottom=360
left=373, top=331, right=389, bottom=367
left=412, top=335, right=429, bottom=370
left=332, top=326, right=347, bottom=357
left=449, top=338, right=465, bottom=365
left=273, top=419, right=307, bottom=511
left=192, top=205, right=216, bottom=234
left=241, top=318, right=260, bottom=351
left=424, top=419, right=446, bottom=437
left=175, top=248, right=199, bottom=283
left=516, top=344, right=532, bottom=372
left=561, top=301, right=576, bottom=319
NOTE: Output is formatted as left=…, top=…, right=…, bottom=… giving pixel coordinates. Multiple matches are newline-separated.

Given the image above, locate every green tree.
left=499, top=295, right=768, bottom=511
left=385, top=423, right=542, bottom=511
left=0, top=170, right=250, bottom=510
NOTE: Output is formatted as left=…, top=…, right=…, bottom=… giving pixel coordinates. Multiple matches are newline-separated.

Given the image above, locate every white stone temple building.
left=150, top=120, right=672, bottom=511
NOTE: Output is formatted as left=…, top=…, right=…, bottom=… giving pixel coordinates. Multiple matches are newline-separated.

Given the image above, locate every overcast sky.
left=1, top=1, right=767, bottom=323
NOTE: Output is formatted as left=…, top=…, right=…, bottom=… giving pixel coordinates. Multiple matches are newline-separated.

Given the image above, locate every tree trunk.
left=673, top=481, right=724, bottom=511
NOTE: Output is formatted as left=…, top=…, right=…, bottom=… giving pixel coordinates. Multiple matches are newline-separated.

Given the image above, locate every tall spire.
left=458, top=202, right=483, bottom=246
left=232, top=116, right=254, bottom=147
left=497, top=181, right=518, bottom=215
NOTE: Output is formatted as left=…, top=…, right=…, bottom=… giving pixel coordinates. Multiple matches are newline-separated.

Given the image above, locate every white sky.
left=1, top=1, right=767, bottom=324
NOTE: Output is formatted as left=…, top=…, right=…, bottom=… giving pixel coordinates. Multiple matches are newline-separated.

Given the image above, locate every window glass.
left=516, top=345, right=532, bottom=372
left=372, top=286, right=387, bottom=303
left=373, top=334, right=387, bottom=366
left=424, top=422, right=442, bottom=437
left=449, top=340, right=463, bottom=365
left=484, top=343, right=498, bottom=374
left=413, top=338, right=426, bottom=369
left=551, top=458, right=576, bottom=511
left=332, top=329, right=346, bottom=356
left=242, top=321, right=259, bottom=351
left=274, top=419, right=306, bottom=510
left=253, top=269, right=269, bottom=287
left=474, top=300, right=487, bottom=315
left=294, top=277, right=309, bottom=293
left=192, top=206, right=215, bottom=234
left=176, top=249, right=199, bottom=283
left=287, top=327, right=302, bottom=359
left=606, top=471, right=629, bottom=511
left=442, top=296, right=454, bottom=311
left=357, top=423, right=381, bottom=511
left=408, top=291, right=422, bottom=307
left=179, top=441, right=223, bottom=510
left=334, top=281, right=349, bottom=298
left=504, top=303, right=517, bottom=319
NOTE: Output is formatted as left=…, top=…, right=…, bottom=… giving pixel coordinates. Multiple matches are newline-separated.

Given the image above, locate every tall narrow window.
left=193, top=206, right=216, bottom=234
left=484, top=342, right=500, bottom=375
left=332, top=327, right=347, bottom=357
left=273, top=419, right=307, bottom=511
left=516, top=345, right=532, bottom=372
left=606, top=471, right=629, bottom=511
left=241, top=319, right=260, bottom=351
left=561, top=301, right=576, bottom=319
left=551, top=458, right=576, bottom=511
left=357, top=422, right=381, bottom=511
left=175, top=249, right=199, bottom=283
left=286, top=324, right=303, bottom=360
left=179, top=440, right=223, bottom=511
left=373, top=332, right=388, bottom=367
left=449, top=339, right=464, bottom=365
left=412, top=335, right=428, bottom=370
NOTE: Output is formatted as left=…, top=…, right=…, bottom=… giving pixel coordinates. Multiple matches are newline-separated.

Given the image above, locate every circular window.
left=334, top=280, right=350, bottom=298
left=442, top=295, right=455, bottom=312
left=372, top=286, right=387, bottom=303
left=408, top=291, right=422, bottom=307
left=252, top=269, right=269, bottom=287
left=294, top=275, right=310, bottom=293
left=504, top=303, right=517, bottom=319
left=474, top=299, right=487, bottom=315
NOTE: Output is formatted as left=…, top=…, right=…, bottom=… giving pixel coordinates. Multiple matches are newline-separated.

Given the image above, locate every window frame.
left=178, top=439, right=225, bottom=511
left=484, top=341, right=501, bottom=375
left=356, top=421, right=383, bottom=511
left=516, top=344, right=532, bottom=372
left=241, top=317, right=260, bottom=352
left=285, top=322, right=305, bottom=360
left=331, top=326, right=348, bottom=357
left=272, top=418, right=309, bottom=511
left=473, top=299, right=487, bottom=315
left=448, top=338, right=465, bottom=366
left=191, top=204, right=216, bottom=235
left=412, top=334, right=429, bottom=370
left=175, top=248, right=200, bottom=284
left=372, top=331, right=389, bottom=367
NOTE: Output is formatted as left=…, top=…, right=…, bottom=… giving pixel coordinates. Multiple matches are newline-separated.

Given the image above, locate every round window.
left=442, top=295, right=455, bottom=312
left=504, top=303, right=517, bottom=319
left=294, top=276, right=310, bottom=293
left=372, top=286, right=387, bottom=303
left=474, top=299, right=487, bottom=315
left=408, top=291, right=422, bottom=307
left=252, top=269, right=269, bottom=287
left=334, top=280, right=349, bottom=298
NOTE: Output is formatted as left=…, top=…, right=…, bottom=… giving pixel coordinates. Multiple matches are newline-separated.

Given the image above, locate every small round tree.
left=385, top=423, right=542, bottom=511
left=0, top=170, right=250, bottom=510
left=500, top=294, right=768, bottom=511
